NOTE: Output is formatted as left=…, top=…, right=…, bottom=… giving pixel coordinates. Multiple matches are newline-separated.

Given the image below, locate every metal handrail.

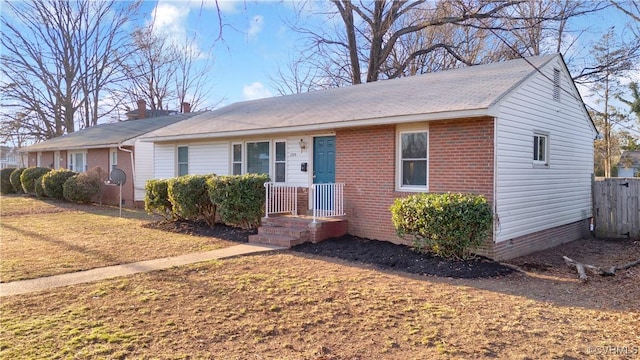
left=264, top=182, right=297, bottom=217
left=312, top=183, right=345, bottom=223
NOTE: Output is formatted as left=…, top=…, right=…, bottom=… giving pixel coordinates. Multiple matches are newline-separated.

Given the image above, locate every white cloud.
left=151, top=2, right=190, bottom=43
left=243, top=82, right=272, bottom=100
left=247, top=15, right=264, bottom=39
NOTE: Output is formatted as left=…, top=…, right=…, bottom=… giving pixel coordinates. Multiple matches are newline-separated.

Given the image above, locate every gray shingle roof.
left=144, top=55, right=557, bottom=141
left=618, top=151, right=640, bottom=167
left=23, top=113, right=199, bottom=152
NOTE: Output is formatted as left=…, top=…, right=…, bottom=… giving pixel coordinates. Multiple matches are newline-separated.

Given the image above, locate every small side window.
left=232, top=143, right=242, bottom=175
left=275, top=141, right=286, bottom=182
left=177, top=146, right=188, bottom=176
left=533, top=133, right=548, bottom=166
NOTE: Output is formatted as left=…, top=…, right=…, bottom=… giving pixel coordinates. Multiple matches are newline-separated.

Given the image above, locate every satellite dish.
left=110, top=168, right=127, bottom=185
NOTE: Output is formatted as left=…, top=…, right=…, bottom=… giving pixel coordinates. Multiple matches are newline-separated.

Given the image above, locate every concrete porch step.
left=248, top=234, right=306, bottom=248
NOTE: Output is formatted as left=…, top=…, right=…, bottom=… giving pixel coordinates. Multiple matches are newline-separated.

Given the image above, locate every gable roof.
left=23, top=113, right=198, bottom=152
left=144, top=55, right=572, bottom=142
left=618, top=150, right=640, bottom=168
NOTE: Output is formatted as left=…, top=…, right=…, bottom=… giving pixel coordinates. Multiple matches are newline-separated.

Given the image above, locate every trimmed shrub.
left=34, top=175, right=47, bottom=198
left=207, top=174, right=269, bottom=230
left=0, top=167, right=17, bottom=194
left=20, top=167, right=52, bottom=195
left=168, top=174, right=216, bottom=226
left=144, top=179, right=173, bottom=220
left=42, top=169, right=76, bottom=199
left=63, top=169, right=102, bottom=204
left=390, top=193, right=493, bottom=259
left=10, top=168, right=25, bottom=194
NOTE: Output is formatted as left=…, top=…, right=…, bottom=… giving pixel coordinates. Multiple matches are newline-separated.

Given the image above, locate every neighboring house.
left=142, top=54, right=596, bottom=260
left=617, top=151, right=640, bottom=177
left=21, top=101, right=197, bottom=206
left=0, top=146, right=26, bottom=169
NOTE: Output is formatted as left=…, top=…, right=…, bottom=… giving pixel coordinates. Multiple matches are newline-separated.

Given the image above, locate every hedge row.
left=1, top=166, right=103, bottom=204
left=145, top=173, right=269, bottom=229
left=390, top=192, right=493, bottom=259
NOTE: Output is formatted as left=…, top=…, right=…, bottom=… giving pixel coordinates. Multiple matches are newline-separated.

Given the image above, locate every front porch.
left=248, top=182, right=348, bottom=248
left=248, top=215, right=348, bottom=248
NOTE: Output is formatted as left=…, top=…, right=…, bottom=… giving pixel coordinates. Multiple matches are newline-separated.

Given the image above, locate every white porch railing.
left=312, top=183, right=345, bottom=223
left=264, top=182, right=297, bottom=217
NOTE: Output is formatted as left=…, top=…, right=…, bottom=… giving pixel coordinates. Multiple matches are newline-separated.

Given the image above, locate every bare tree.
left=78, top=1, right=143, bottom=129
left=291, top=0, right=522, bottom=86
left=119, top=23, right=217, bottom=112
left=269, top=57, right=326, bottom=95
left=174, top=37, right=216, bottom=111
left=0, top=0, right=140, bottom=142
left=588, top=29, right=637, bottom=177
left=119, top=26, right=179, bottom=111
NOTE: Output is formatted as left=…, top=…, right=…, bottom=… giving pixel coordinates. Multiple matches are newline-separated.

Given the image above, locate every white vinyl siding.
left=285, top=136, right=310, bottom=187
left=154, top=143, right=175, bottom=179
left=495, top=59, right=595, bottom=243
left=189, top=141, right=229, bottom=175
left=134, top=141, right=154, bottom=201
left=152, top=135, right=313, bottom=187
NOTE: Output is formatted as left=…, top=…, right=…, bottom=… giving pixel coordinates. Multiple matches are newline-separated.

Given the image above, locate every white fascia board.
left=141, top=108, right=492, bottom=143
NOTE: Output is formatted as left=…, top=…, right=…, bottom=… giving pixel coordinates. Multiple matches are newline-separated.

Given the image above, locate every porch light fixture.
left=299, top=138, right=307, bottom=151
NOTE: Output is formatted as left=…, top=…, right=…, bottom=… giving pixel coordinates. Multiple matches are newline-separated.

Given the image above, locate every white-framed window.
left=398, top=130, right=428, bottom=190
left=246, top=141, right=270, bottom=175
left=232, top=143, right=242, bottom=175
left=110, top=148, right=118, bottom=171
left=36, top=152, right=42, bottom=167
left=231, top=140, right=287, bottom=181
left=177, top=146, right=189, bottom=176
left=68, top=151, right=86, bottom=172
left=533, top=132, right=549, bottom=166
left=274, top=141, right=286, bottom=182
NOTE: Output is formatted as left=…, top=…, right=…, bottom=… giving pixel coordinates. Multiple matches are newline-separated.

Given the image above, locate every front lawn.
left=0, top=196, right=240, bottom=282
left=1, top=253, right=638, bottom=359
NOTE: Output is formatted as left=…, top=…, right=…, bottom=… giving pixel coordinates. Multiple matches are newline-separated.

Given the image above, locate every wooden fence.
left=593, top=178, right=640, bottom=240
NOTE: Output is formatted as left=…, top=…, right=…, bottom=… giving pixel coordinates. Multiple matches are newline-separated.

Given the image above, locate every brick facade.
left=335, top=117, right=496, bottom=245
left=26, top=147, right=136, bottom=207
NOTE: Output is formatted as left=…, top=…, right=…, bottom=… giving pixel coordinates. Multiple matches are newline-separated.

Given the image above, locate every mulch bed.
left=144, top=220, right=515, bottom=279
left=142, top=220, right=256, bottom=243
left=291, top=235, right=515, bottom=279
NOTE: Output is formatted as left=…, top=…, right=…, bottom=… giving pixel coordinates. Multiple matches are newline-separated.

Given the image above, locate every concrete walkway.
left=0, top=243, right=284, bottom=297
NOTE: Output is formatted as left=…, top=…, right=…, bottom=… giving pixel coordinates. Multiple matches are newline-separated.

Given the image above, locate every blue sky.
left=143, top=0, right=638, bottom=111
left=143, top=0, right=315, bottom=108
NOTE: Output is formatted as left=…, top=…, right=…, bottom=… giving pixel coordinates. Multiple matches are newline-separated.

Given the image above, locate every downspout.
left=118, top=144, right=135, bottom=205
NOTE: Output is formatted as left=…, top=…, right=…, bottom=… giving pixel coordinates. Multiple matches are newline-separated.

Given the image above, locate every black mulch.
left=145, top=220, right=514, bottom=279
left=142, top=220, right=256, bottom=243
left=291, top=236, right=515, bottom=279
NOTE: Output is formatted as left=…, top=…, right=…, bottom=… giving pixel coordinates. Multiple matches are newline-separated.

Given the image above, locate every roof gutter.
left=21, top=143, right=123, bottom=153
left=140, top=108, right=494, bottom=143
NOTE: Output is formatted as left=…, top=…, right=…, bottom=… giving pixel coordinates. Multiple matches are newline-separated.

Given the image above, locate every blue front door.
left=313, top=136, right=336, bottom=211
left=313, top=136, right=335, bottom=184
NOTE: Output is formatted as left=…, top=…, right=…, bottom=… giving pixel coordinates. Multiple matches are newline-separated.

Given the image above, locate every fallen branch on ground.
left=563, top=256, right=640, bottom=282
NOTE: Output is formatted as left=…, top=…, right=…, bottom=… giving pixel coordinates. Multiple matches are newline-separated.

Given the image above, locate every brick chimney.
left=137, top=99, right=146, bottom=119
left=182, top=102, right=191, bottom=113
